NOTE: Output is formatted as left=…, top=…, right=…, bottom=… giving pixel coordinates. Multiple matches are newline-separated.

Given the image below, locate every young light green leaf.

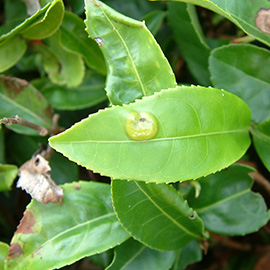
left=0, top=36, right=27, bottom=73
left=187, top=164, right=270, bottom=235
left=59, top=11, right=106, bottom=75
left=251, top=120, right=270, bottom=172
left=172, top=240, right=202, bottom=270
left=21, top=0, right=64, bottom=40
left=0, top=242, right=9, bottom=270
left=32, top=71, right=107, bottom=110
left=210, top=44, right=270, bottom=122
left=0, top=164, right=18, bottom=191
left=37, top=32, right=85, bottom=87
left=106, top=238, right=176, bottom=270
left=163, top=0, right=270, bottom=47
left=112, top=180, right=207, bottom=250
left=0, top=75, right=53, bottom=135
left=84, top=0, right=176, bottom=105
left=49, top=86, right=251, bottom=183
left=0, top=0, right=64, bottom=42
left=168, top=2, right=211, bottom=86
left=5, top=181, right=129, bottom=270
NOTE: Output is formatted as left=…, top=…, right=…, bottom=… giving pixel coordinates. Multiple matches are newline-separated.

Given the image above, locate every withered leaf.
left=17, top=154, right=64, bottom=204
left=255, top=9, right=270, bottom=34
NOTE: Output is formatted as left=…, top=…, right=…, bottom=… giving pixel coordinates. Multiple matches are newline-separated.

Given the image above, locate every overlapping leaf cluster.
left=0, top=0, right=270, bottom=269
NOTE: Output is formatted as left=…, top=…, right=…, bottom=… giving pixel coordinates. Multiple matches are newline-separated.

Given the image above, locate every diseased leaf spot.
left=73, top=183, right=81, bottom=190
left=15, top=210, right=35, bottom=234
left=7, top=243, right=24, bottom=260
left=255, top=9, right=270, bottom=33
left=126, top=112, right=158, bottom=141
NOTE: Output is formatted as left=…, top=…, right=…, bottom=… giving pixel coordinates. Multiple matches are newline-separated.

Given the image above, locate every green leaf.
left=112, top=180, right=206, bottom=250
left=59, top=11, right=106, bottom=75
left=251, top=120, right=270, bottom=172
left=0, top=164, right=18, bottom=191
left=49, top=86, right=251, bottom=183
left=0, top=75, right=53, bottom=135
left=187, top=164, right=270, bottom=235
left=106, top=238, right=176, bottom=270
left=33, top=71, right=107, bottom=111
left=0, top=242, right=9, bottom=270
left=0, top=36, right=27, bottom=73
left=0, top=0, right=64, bottom=42
left=167, top=2, right=211, bottom=86
left=210, top=44, right=270, bottom=122
left=37, top=32, right=85, bottom=87
left=164, top=0, right=270, bottom=47
left=21, top=0, right=64, bottom=39
left=84, top=0, right=176, bottom=105
left=172, top=240, right=202, bottom=270
left=5, top=181, right=130, bottom=270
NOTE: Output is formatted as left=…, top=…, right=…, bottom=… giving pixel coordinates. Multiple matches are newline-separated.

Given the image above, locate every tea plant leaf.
left=0, top=36, right=27, bottom=73
left=112, top=180, right=206, bottom=250
left=84, top=0, right=176, bottom=105
left=0, top=0, right=64, bottom=42
left=251, top=120, right=270, bottom=172
left=0, top=164, right=18, bottom=191
left=173, top=240, right=202, bottom=270
left=50, top=86, right=251, bottom=183
left=21, top=0, right=64, bottom=40
left=106, top=238, right=176, bottom=270
left=167, top=2, right=211, bottom=86
left=32, top=71, right=107, bottom=110
left=162, top=0, right=270, bottom=46
left=59, top=11, right=106, bottom=75
left=209, top=44, right=270, bottom=122
left=142, top=10, right=167, bottom=36
left=5, top=181, right=130, bottom=270
left=0, top=75, right=53, bottom=135
left=0, top=242, right=9, bottom=270
left=187, top=164, right=270, bottom=235
left=37, top=32, right=85, bottom=87
left=0, top=127, right=4, bottom=164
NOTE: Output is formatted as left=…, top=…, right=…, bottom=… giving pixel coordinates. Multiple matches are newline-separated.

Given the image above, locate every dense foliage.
left=0, top=0, right=270, bottom=269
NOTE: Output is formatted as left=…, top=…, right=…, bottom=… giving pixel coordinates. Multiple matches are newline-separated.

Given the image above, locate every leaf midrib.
left=135, top=181, right=201, bottom=239
left=53, top=129, right=247, bottom=144
left=195, top=189, right=249, bottom=212
left=98, top=3, right=147, bottom=97
left=16, top=212, right=115, bottom=267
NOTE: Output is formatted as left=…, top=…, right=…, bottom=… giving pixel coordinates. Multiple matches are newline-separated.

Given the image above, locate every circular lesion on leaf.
left=125, top=111, right=159, bottom=141
left=255, top=8, right=270, bottom=33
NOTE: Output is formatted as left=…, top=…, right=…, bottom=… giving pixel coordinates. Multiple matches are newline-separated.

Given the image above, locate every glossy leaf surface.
left=187, top=165, right=270, bottom=235
left=50, top=86, right=251, bottom=183
left=210, top=44, right=270, bottom=122
left=0, top=36, right=27, bottom=72
left=84, top=0, right=176, bottom=105
left=112, top=180, right=206, bottom=251
left=32, top=71, right=107, bottom=110
left=0, top=242, right=9, bottom=270
left=165, top=0, right=270, bottom=46
left=60, top=11, right=106, bottom=75
left=0, top=164, right=18, bottom=191
left=251, top=120, right=270, bottom=172
left=168, top=2, right=211, bottom=85
left=106, top=238, right=176, bottom=270
left=0, top=75, right=53, bottom=135
left=6, top=181, right=129, bottom=270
